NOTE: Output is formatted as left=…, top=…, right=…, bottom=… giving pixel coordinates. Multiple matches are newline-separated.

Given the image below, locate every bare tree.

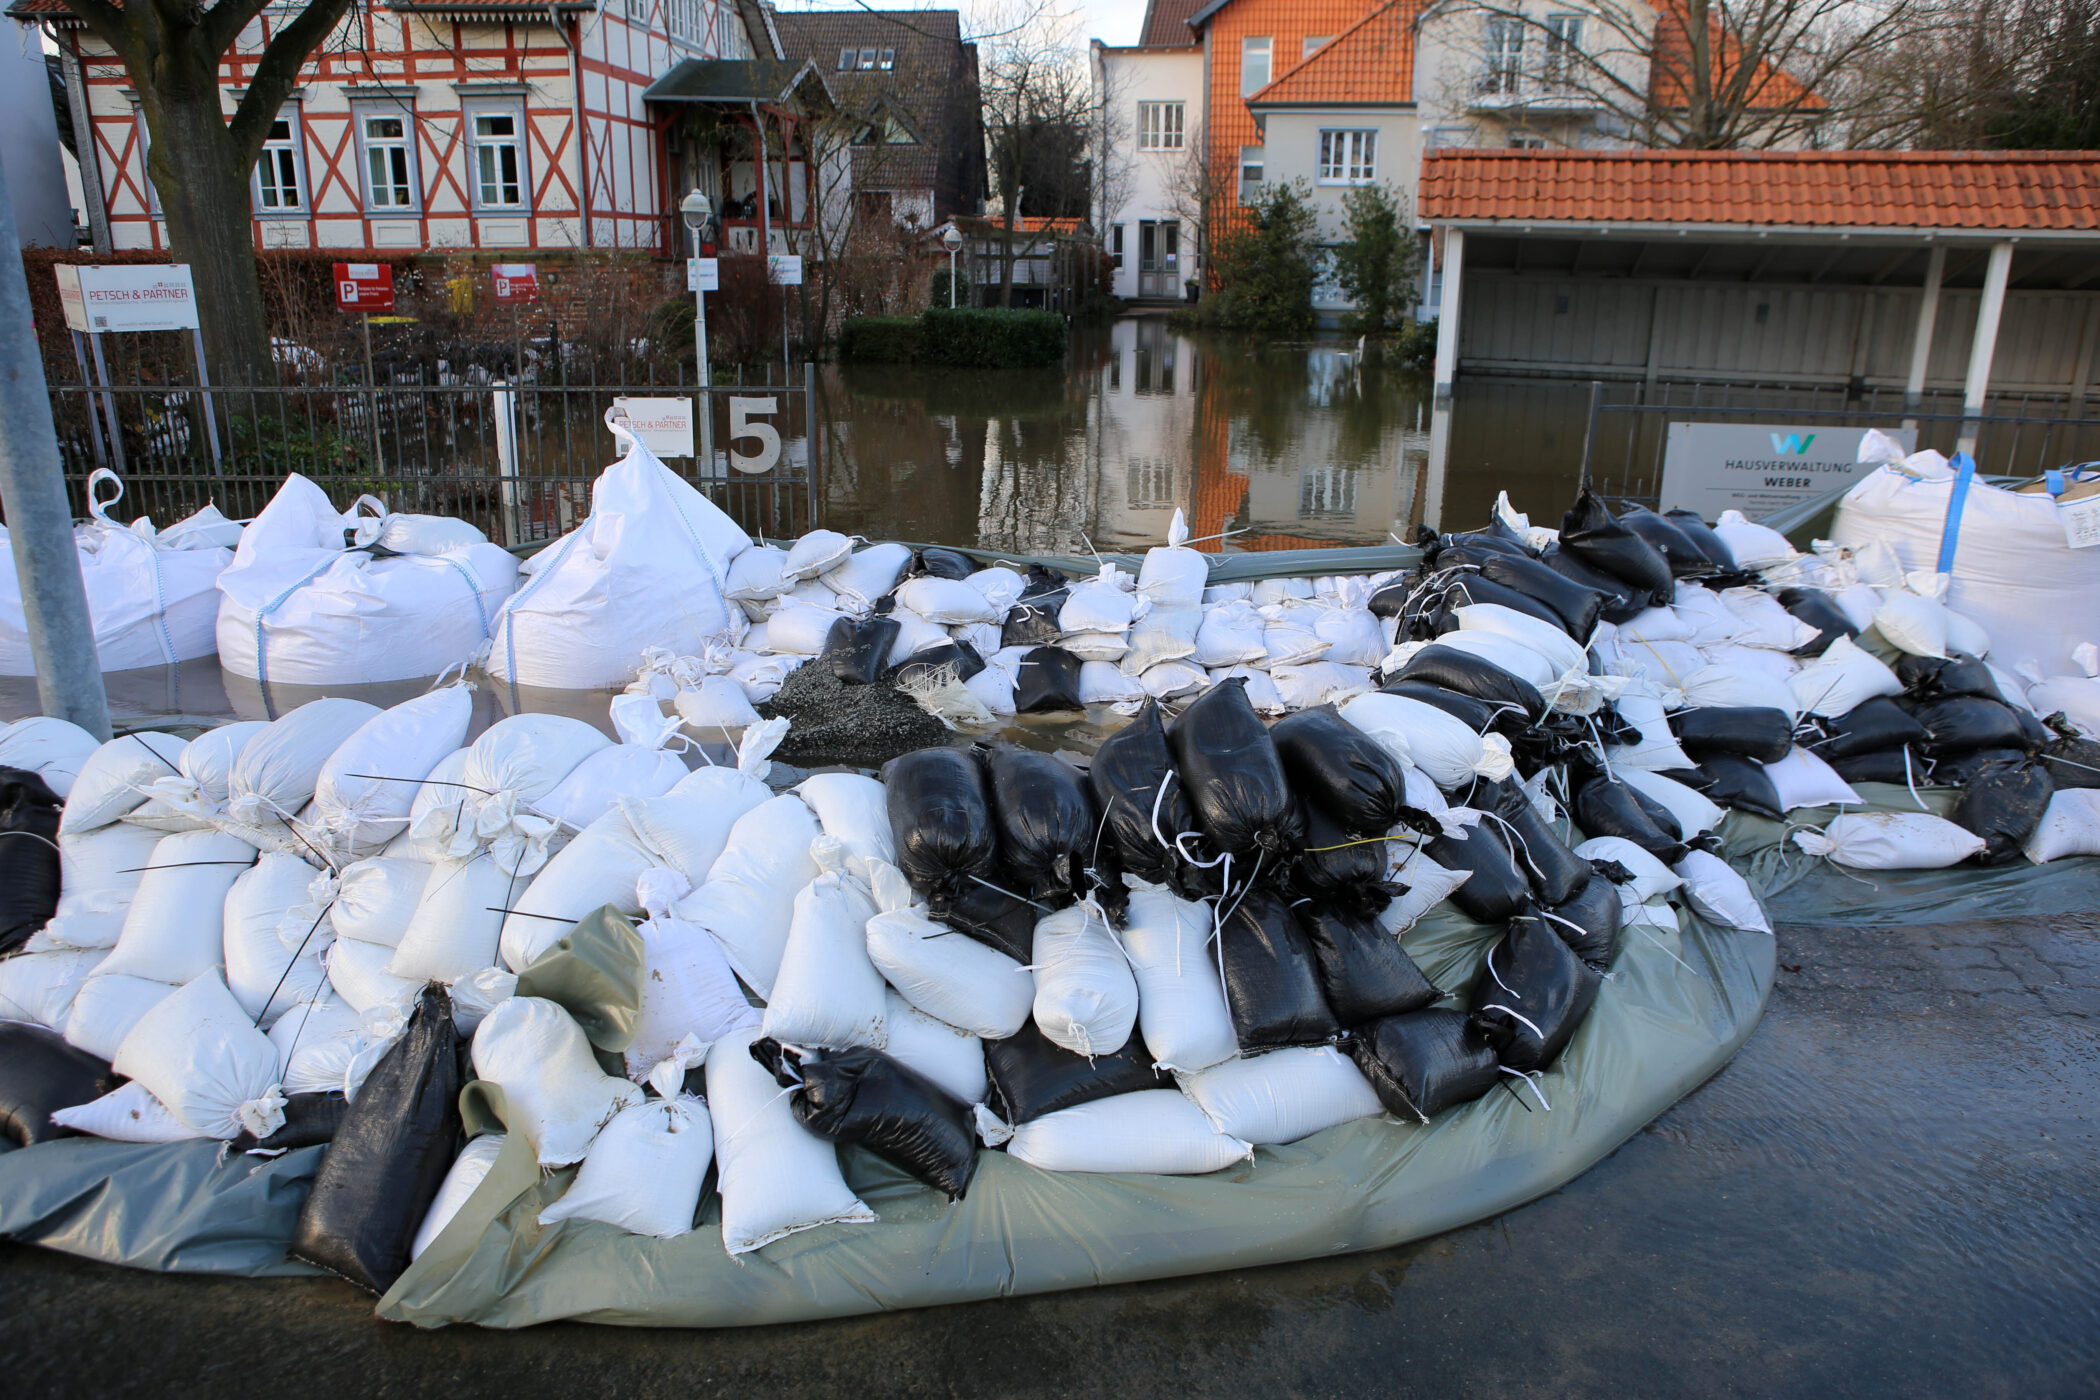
left=1164, top=118, right=1229, bottom=279
left=1845, top=0, right=2100, bottom=149
left=978, top=2, right=1092, bottom=305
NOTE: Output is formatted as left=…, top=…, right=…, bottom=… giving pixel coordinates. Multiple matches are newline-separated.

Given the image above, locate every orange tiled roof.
left=1647, top=0, right=1824, bottom=112
left=1418, top=150, right=2100, bottom=231
left=1247, top=0, right=1415, bottom=106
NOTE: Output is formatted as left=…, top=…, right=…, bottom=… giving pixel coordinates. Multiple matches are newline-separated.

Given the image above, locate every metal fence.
left=42, top=369, right=823, bottom=547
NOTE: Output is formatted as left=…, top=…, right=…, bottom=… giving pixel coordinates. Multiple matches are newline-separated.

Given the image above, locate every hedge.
left=918, top=307, right=1066, bottom=369
left=838, top=316, right=924, bottom=365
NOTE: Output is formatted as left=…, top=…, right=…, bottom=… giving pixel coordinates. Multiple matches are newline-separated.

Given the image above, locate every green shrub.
left=917, top=307, right=1067, bottom=368
left=928, top=265, right=971, bottom=310
left=1331, top=183, right=1422, bottom=335
left=1391, top=316, right=1437, bottom=375
left=839, top=316, right=925, bottom=364
left=1203, top=181, right=1319, bottom=337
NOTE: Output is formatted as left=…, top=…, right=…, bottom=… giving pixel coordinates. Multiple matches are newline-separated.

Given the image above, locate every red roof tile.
left=1139, top=0, right=1204, bottom=46
left=1419, top=150, right=2100, bottom=232
left=1248, top=0, right=1415, bottom=106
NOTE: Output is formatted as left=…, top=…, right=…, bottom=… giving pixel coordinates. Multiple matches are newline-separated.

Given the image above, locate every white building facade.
left=1092, top=38, right=1205, bottom=303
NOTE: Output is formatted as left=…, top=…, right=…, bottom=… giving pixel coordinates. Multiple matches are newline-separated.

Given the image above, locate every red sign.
left=333, top=262, right=394, bottom=313
left=491, top=263, right=539, bottom=304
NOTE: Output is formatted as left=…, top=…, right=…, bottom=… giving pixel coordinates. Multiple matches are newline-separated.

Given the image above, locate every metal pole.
left=1579, top=380, right=1603, bottom=491
left=85, top=331, right=125, bottom=475
left=949, top=246, right=957, bottom=308
left=191, top=326, right=221, bottom=473
left=692, top=231, right=713, bottom=474
left=803, top=358, right=817, bottom=532
left=362, top=311, right=383, bottom=472
left=0, top=160, right=110, bottom=738
left=69, top=329, right=107, bottom=467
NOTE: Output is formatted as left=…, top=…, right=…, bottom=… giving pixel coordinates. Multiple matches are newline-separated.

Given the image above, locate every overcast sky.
left=768, top=1, right=1143, bottom=50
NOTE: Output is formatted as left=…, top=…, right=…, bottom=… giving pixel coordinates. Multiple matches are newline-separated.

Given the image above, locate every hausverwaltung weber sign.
left=1659, top=423, right=1915, bottom=521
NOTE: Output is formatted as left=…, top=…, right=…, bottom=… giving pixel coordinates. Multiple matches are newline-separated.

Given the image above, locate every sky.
left=768, top=1, right=1143, bottom=50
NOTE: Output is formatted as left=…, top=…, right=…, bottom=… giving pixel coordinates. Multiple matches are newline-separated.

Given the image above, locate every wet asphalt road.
left=2, top=912, right=2095, bottom=1400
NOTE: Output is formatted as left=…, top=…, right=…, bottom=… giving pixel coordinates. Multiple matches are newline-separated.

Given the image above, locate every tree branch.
left=54, top=0, right=131, bottom=61
left=227, top=0, right=355, bottom=159
left=200, top=0, right=278, bottom=63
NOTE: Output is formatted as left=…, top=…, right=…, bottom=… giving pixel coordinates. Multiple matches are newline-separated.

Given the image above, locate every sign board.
left=54, top=263, right=200, bottom=333
left=1659, top=424, right=1916, bottom=521
left=490, top=263, right=539, bottom=304
left=333, top=262, right=395, bottom=314
left=610, top=396, right=695, bottom=458
left=686, top=257, right=719, bottom=293
left=766, top=254, right=804, bottom=287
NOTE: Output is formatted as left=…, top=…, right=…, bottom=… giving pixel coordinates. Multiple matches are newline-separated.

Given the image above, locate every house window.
left=664, top=0, right=702, bottom=45
left=717, top=4, right=747, bottom=56
left=858, top=47, right=878, bottom=70
left=1239, top=145, right=1264, bottom=183
left=1298, top=467, right=1358, bottom=520
left=1508, top=132, right=1548, bottom=148
left=1241, top=36, right=1271, bottom=96
left=1317, top=129, right=1377, bottom=184
left=1111, top=223, right=1124, bottom=269
left=469, top=108, right=525, bottom=209
left=884, top=115, right=915, bottom=144
left=878, top=48, right=895, bottom=70
left=1483, top=16, right=1524, bottom=95
left=838, top=48, right=854, bottom=70
left=1303, top=34, right=1331, bottom=58
left=1543, top=14, right=1584, bottom=85
left=1137, top=101, right=1185, bottom=151
left=357, top=109, right=418, bottom=211
left=254, top=114, right=305, bottom=212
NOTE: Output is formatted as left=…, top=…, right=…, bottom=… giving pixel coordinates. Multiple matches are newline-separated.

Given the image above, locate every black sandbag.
left=927, top=866, right=1036, bottom=963
left=888, top=638, right=985, bottom=689
left=1301, top=908, right=1439, bottom=1026
left=0, top=1022, right=117, bottom=1147
left=1618, top=504, right=1716, bottom=578
left=1388, top=645, right=1546, bottom=722
left=1669, top=706, right=1796, bottom=763
left=1425, top=820, right=1531, bottom=924
left=230, top=1091, right=349, bottom=1153
left=1291, top=801, right=1399, bottom=921
left=986, top=1018, right=1168, bottom=1124
left=1909, top=695, right=2031, bottom=756
left=1367, top=579, right=1411, bottom=619
left=1482, top=779, right=1591, bottom=906
left=1951, top=759, right=2054, bottom=865
left=1018, top=563, right=1068, bottom=600
left=1572, top=778, right=1688, bottom=864
left=1546, top=874, right=1622, bottom=969
left=1001, top=600, right=1063, bottom=649
left=1273, top=706, right=1434, bottom=835
left=1168, top=678, right=1302, bottom=857
left=822, top=614, right=901, bottom=685
left=290, top=985, right=460, bottom=1294
left=1377, top=680, right=1510, bottom=735
left=1480, top=548, right=1612, bottom=636
left=755, top=1040, right=977, bottom=1200
left=1438, top=571, right=1571, bottom=634
left=1804, top=696, right=1927, bottom=760
left=1537, top=542, right=1645, bottom=625
left=882, top=747, right=995, bottom=899
left=1216, top=887, right=1338, bottom=1052
left=1896, top=652, right=2000, bottom=701
left=1830, top=746, right=1926, bottom=786
left=1470, top=916, right=1602, bottom=1072
left=2012, top=704, right=2052, bottom=751
left=1012, top=646, right=1083, bottom=713
left=2037, top=734, right=2100, bottom=790
left=983, top=745, right=1098, bottom=904
left=1560, top=488, right=1673, bottom=600
left=1348, top=1009, right=1503, bottom=1122
left=1776, top=587, right=1857, bottom=656
left=1428, top=532, right=1533, bottom=568
left=0, top=768, right=62, bottom=955
left=1088, top=699, right=1199, bottom=887
left=1654, top=766, right=1718, bottom=792
left=1696, top=754, right=1786, bottom=820
left=915, top=546, right=977, bottom=580
left=1663, top=509, right=1738, bottom=571
left=1930, top=747, right=2030, bottom=787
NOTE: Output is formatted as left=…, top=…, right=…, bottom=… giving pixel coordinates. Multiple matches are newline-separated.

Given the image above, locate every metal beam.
left=1432, top=227, right=1465, bottom=403
left=1868, top=247, right=1916, bottom=285
left=1684, top=242, right=1721, bottom=280
left=1904, top=245, right=1946, bottom=414
left=1808, top=244, right=1850, bottom=283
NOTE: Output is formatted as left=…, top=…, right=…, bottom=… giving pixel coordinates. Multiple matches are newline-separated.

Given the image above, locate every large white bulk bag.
left=1006, top=1089, right=1251, bottom=1175
left=329, top=857, right=431, bottom=947
left=63, top=971, right=175, bottom=1060
left=304, top=686, right=475, bottom=861
left=538, top=1097, right=715, bottom=1238
left=881, top=991, right=990, bottom=1107
left=0, top=716, right=100, bottom=798
left=1031, top=900, right=1138, bottom=1058
left=706, top=1025, right=875, bottom=1255
left=796, top=772, right=896, bottom=867
left=485, top=422, right=748, bottom=690
left=864, top=861, right=1031, bottom=1040
left=1136, top=510, right=1208, bottom=609
left=0, top=947, right=106, bottom=1032
left=623, top=914, right=760, bottom=1078
left=2021, top=790, right=2100, bottom=863
left=393, top=853, right=523, bottom=983
left=127, top=720, right=269, bottom=832
left=1792, top=812, right=1986, bottom=869
left=215, top=474, right=518, bottom=684
left=57, top=730, right=188, bottom=835
left=498, top=806, right=659, bottom=973
left=221, top=698, right=382, bottom=851
left=761, top=841, right=886, bottom=1050
left=1671, top=850, right=1772, bottom=934
left=674, top=794, right=821, bottom=997
left=1178, top=1046, right=1384, bottom=1145
left=50, top=1080, right=198, bottom=1143
left=222, top=852, right=333, bottom=1025
left=410, top=1134, right=507, bottom=1261
left=1340, top=692, right=1515, bottom=790
left=472, top=996, right=644, bottom=1166
left=1120, top=877, right=1237, bottom=1074
left=38, top=823, right=163, bottom=950
left=93, top=829, right=257, bottom=984
left=113, top=972, right=285, bottom=1140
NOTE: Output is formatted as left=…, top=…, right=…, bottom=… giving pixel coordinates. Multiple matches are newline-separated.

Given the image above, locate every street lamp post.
left=681, top=189, right=714, bottom=472
left=941, top=224, right=964, bottom=308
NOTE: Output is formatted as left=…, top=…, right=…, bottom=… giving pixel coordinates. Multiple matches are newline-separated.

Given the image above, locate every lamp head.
left=940, top=225, right=964, bottom=252
left=680, top=189, right=713, bottom=230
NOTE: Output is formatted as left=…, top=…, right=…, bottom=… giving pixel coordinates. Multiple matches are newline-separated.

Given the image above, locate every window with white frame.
left=469, top=107, right=526, bottom=209
left=717, top=3, right=748, bottom=56
left=1543, top=14, right=1584, bottom=85
left=1137, top=101, right=1184, bottom=151
left=838, top=48, right=854, bottom=70
left=858, top=47, right=878, bottom=70
left=1483, top=16, right=1524, bottom=94
left=1508, top=132, right=1548, bottom=148
left=1317, top=128, right=1376, bottom=183
left=1110, top=223, right=1124, bottom=269
left=357, top=108, right=418, bottom=211
left=1240, top=36, right=1271, bottom=96
left=1239, top=145, right=1264, bottom=184
left=254, top=114, right=305, bottom=212
left=878, top=48, right=895, bottom=69
left=664, top=0, right=704, bottom=46
left=1303, top=34, right=1330, bottom=58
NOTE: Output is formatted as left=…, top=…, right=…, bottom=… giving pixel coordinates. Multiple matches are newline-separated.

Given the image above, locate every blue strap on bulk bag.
left=1934, top=452, right=1977, bottom=575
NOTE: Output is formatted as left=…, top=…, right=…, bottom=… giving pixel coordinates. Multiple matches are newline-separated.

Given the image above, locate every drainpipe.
left=552, top=6, right=592, bottom=248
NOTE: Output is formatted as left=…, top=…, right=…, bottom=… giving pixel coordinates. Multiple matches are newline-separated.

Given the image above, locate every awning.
left=642, top=57, right=832, bottom=109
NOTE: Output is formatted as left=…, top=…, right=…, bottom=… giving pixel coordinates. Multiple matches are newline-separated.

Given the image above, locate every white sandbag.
left=393, top=854, right=522, bottom=983
left=796, top=772, right=896, bottom=867
left=1606, top=685, right=1696, bottom=773
left=1616, top=769, right=1725, bottom=838
left=2021, top=789, right=2100, bottom=863
left=1944, top=608, right=1992, bottom=659
left=473, top=995, right=644, bottom=1166
left=92, top=829, right=257, bottom=984
left=1031, top=899, right=1138, bottom=1058
left=1720, top=588, right=1821, bottom=651
left=1193, top=600, right=1268, bottom=668
left=884, top=607, right=951, bottom=665
left=1178, top=1045, right=1383, bottom=1145
left=1062, top=630, right=1130, bottom=663
left=57, top=731, right=188, bottom=835
left=1061, top=565, right=1144, bottom=634
left=963, top=661, right=1018, bottom=717
left=1120, top=877, right=1236, bottom=1073
left=221, top=852, right=333, bottom=1026
left=1787, top=634, right=1902, bottom=719
left=1712, top=510, right=1796, bottom=570
left=707, top=1024, right=876, bottom=1253
left=128, top=720, right=270, bottom=832
left=949, top=620, right=1003, bottom=659
left=447, top=965, right=516, bottom=1039
left=963, top=566, right=1026, bottom=615
left=0, top=717, right=100, bottom=799
left=1422, top=629, right=1556, bottom=690
left=1872, top=589, right=1950, bottom=659
left=463, top=713, right=610, bottom=810
left=764, top=601, right=847, bottom=657
left=1340, top=692, right=1515, bottom=790
left=2028, top=677, right=2100, bottom=739
left=823, top=543, right=914, bottom=612
left=1572, top=836, right=1682, bottom=906
left=404, top=746, right=472, bottom=840
left=374, top=512, right=485, bottom=556
left=537, top=697, right=688, bottom=831
left=1619, top=605, right=1698, bottom=646
left=1139, top=660, right=1209, bottom=701
left=50, top=1080, right=200, bottom=1143
left=0, top=947, right=105, bottom=1031
left=622, top=784, right=765, bottom=888
left=864, top=860, right=1031, bottom=1040
left=63, top=971, right=176, bottom=1060
left=771, top=576, right=843, bottom=617
left=412, top=714, right=608, bottom=874
left=267, top=994, right=366, bottom=1094
left=327, top=932, right=422, bottom=1013
left=675, top=676, right=763, bottom=733
left=484, top=425, right=746, bottom=689
left=1793, top=811, right=1984, bottom=870
left=1699, top=644, right=1800, bottom=682
left=410, top=1134, right=508, bottom=1261
left=1212, top=665, right=1288, bottom=716
left=1259, top=606, right=1329, bottom=667
left=496, top=805, right=659, bottom=973
left=1079, top=660, right=1144, bottom=704
left=674, top=794, right=822, bottom=997
left=730, top=651, right=802, bottom=704
left=724, top=544, right=789, bottom=602
left=880, top=992, right=990, bottom=1107
left=1678, top=663, right=1800, bottom=721
left=1120, top=605, right=1201, bottom=674
left=1134, top=510, right=1208, bottom=609
left=1830, top=581, right=1883, bottom=632
left=1671, top=849, right=1772, bottom=934
left=39, top=823, right=162, bottom=950
left=1314, top=574, right=1375, bottom=610
left=1250, top=577, right=1314, bottom=605
left=1310, top=606, right=1388, bottom=669
left=1005, top=1089, right=1251, bottom=1175
left=782, top=529, right=853, bottom=582
left=895, top=575, right=998, bottom=627
left=537, top=1096, right=714, bottom=1238
left=1271, top=662, right=1374, bottom=711
left=1612, top=636, right=1707, bottom=687
left=329, top=857, right=430, bottom=948
left=761, top=841, right=885, bottom=1050
left=1764, top=747, right=1862, bottom=811
left=304, top=687, right=475, bottom=861
left=113, top=972, right=284, bottom=1139
left=622, top=913, right=759, bottom=1079
left=1372, top=844, right=1471, bottom=934
left=1455, top=603, right=1586, bottom=673
left=216, top=474, right=517, bottom=685
left=223, top=697, right=382, bottom=850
